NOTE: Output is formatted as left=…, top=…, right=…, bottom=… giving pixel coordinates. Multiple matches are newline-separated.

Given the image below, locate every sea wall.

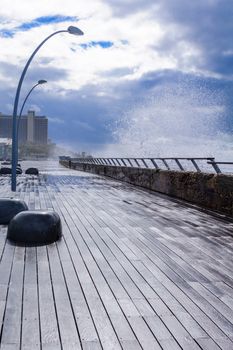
left=60, top=160, right=233, bottom=217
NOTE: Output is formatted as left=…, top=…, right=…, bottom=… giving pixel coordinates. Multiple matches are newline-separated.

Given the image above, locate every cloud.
left=0, top=0, right=105, bottom=21
left=156, top=0, right=233, bottom=76
left=106, top=0, right=233, bottom=77
left=25, top=66, right=69, bottom=84
left=73, top=120, right=94, bottom=131
left=26, top=104, right=41, bottom=113
left=104, top=0, right=157, bottom=16
left=48, top=117, right=65, bottom=124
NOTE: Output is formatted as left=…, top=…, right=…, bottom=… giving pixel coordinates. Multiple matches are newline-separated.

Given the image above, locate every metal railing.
left=58, top=156, right=233, bottom=174
left=207, top=161, right=233, bottom=174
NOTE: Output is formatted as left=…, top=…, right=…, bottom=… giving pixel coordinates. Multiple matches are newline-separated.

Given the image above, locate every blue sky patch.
left=80, top=41, right=114, bottom=49
left=0, top=29, right=14, bottom=38
left=18, top=15, right=77, bottom=31
left=0, top=15, right=78, bottom=38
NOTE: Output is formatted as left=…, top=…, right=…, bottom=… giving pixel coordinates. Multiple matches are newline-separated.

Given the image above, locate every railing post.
left=208, top=160, right=221, bottom=174
left=115, top=158, right=121, bottom=166
left=161, top=159, right=170, bottom=170
left=121, top=158, right=127, bottom=166
left=189, top=159, right=200, bottom=172
left=127, top=158, right=133, bottom=167
left=174, top=159, right=184, bottom=171
left=150, top=159, right=159, bottom=169
left=141, top=158, right=148, bottom=168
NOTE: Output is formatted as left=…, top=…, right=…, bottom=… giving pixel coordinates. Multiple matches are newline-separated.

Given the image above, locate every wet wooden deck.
left=0, top=160, right=233, bottom=350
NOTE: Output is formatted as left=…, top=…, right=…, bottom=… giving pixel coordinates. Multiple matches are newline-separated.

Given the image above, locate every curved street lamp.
left=11, top=26, right=84, bottom=191
left=16, top=79, right=47, bottom=164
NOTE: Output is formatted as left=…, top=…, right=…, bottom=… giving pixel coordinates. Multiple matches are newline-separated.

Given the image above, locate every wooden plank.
left=189, top=282, right=233, bottom=323
left=55, top=244, right=102, bottom=347
left=37, top=246, right=61, bottom=350
left=0, top=344, right=20, bottom=350
left=21, top=248, right=40, bottom=348
left=203, top=282, right=233, bottom=310
left=0, top=246, right=25, bottom=348
left=195, top=338, right=222, bottom=350
left=47, top=243, right=82, bottom=349
left=0, top=245, right=15, bottom=340
left=160, top=315, right=201, bottom=350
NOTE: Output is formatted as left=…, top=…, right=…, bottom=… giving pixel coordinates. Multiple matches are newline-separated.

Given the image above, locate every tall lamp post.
left=11, top=26, right=84, bottom=191
left=16, top=79, right=47, bottom=164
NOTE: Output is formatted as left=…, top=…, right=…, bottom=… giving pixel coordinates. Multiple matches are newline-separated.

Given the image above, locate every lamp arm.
left=16, top=83, right=40, bottom=166
left=17, top=83, right=39, bottom=133
left=18, top=84, right=39, bottom=118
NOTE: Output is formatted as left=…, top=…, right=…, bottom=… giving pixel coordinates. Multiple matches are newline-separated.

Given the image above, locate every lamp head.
left=38, top=80, right=47, bottom=85
left=67, top=26, right=84, bottom=36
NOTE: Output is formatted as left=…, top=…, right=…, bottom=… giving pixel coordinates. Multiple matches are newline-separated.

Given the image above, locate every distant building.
left=0, top=110, right=48, bottom=145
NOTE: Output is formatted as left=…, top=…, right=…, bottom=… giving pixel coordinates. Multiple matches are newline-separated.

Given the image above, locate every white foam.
left=102, top=81, right=233, bottom=165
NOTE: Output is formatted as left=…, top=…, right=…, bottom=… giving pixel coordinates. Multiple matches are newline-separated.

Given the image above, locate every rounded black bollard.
left=7, top=211, right=62, bottom=245
left=0, top=167, right=22, bottom=175
left=0, top=199, right=28, bottom=224
left=25, top=167, right=39, bottom=175
left=0, top=167, right=11, bottom=175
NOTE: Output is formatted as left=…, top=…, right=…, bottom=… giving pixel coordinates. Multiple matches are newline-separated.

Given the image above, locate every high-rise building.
left=0, top=110, right=48, bottom=144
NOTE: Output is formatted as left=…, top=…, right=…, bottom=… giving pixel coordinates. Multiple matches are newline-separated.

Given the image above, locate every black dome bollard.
left=0, top=167, right=11, bottom=175
left=7, top=211, right=62, bottom=245
left=0, top=199, right=28, bottom=224
left=25, top=168, right=39, bottom=175
left=0, top=167, right=22, bottom=175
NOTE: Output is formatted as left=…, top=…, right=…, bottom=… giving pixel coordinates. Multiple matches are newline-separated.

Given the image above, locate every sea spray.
left=102, top=79, right=233, bottom=162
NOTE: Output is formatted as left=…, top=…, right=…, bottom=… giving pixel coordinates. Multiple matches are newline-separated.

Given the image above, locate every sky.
left=0, top=0, right=233, bottom=156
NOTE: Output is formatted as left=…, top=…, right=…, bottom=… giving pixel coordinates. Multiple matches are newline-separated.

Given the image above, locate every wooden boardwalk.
left=0, top=160, right=233, bottom=350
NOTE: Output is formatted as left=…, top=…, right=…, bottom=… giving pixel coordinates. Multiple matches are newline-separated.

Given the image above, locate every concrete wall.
left=60, top=160, right=233, bottom=217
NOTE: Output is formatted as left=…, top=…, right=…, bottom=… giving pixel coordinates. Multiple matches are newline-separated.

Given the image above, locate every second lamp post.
left=16, top=79, right=47, bottom=164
